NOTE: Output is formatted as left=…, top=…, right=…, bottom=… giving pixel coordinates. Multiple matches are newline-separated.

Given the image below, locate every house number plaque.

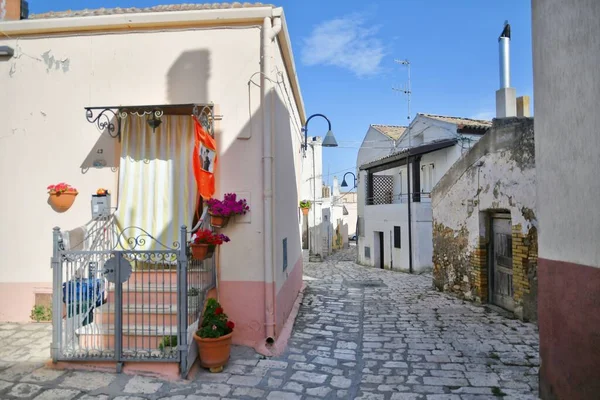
left=102, top=254, right=132, bottom=284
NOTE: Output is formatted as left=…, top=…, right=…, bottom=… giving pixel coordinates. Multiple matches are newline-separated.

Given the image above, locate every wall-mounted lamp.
left=146, top=110, right=163, bottom=132
left=341, top=172, right=357, bottom=190
left=0, top=46, right=15, bottom=58
left=302, top=113, right=337, bottom=157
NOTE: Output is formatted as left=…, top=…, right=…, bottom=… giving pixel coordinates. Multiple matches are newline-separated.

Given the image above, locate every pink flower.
left=212, top=325, right=217, bottom=330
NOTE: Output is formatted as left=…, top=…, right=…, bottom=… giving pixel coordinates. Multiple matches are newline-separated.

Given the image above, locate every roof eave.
left=0, top=6, right=275, bottom=36
left=359, top=139, right=458, bottom=171
left=457, top=125, right=491, bottom=134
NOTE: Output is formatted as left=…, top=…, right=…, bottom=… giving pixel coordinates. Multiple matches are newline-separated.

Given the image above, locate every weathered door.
left=491, top=216, right=514, bottom=311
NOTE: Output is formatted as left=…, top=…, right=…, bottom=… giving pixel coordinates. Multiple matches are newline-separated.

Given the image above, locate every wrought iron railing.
left=51, top=210, right=215, bottom=377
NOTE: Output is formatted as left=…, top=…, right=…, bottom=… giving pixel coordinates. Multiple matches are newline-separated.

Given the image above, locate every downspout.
left=262, top=14, right=282, bottom=344
left=406, top=155, right=413, bottom=273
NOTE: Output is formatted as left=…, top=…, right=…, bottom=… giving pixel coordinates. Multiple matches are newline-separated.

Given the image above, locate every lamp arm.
left=302, top=114, right=333, bottom=155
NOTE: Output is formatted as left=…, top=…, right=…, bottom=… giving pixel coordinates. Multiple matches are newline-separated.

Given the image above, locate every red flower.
left=215, top=307, right=223, bottom=315
left=226, top=321, right=235, bottom=330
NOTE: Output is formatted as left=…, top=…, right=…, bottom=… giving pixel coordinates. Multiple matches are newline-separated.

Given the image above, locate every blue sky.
left=32, top=1, right=533, bottom=189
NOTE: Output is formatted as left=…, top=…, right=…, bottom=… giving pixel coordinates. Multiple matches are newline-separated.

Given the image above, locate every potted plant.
left=47, top=183, right=78, bottom=212
left=158, top=335, right=177, bottom=354
left=299, top=199, right=311, bottom=216
left=190, top=229, right=230, bottom=260
left=206, top=193, right=250, bottom=228
left=188, top=287, right=200, bottom=313
left=193, top=298, right=235, bottom=372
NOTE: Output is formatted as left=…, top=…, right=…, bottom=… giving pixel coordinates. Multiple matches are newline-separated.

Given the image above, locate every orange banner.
left=192, top=117, right=217, bottom=201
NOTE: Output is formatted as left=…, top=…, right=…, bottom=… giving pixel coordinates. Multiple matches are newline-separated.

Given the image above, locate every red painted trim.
left=538, top=257, right=600, bottom=400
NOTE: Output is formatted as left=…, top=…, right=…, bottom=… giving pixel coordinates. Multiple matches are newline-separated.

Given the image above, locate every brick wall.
left=512, top=224, right=539, bottom=321
left=470, top=237, right=488, bottom=303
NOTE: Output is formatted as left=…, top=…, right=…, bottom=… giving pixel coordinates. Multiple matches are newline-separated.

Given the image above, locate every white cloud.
left=301, top=14, right=385, bottom=77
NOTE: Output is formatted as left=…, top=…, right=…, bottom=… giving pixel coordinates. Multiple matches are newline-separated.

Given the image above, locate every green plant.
left=158, top=335, right=177, bottom=350
left=299, top=199, right=311, bottom=209
left=30, top=305, right=52, bottom=322
left=196, top=298, right=235, bottom=339
left=491, top=387, right=506, bottom=397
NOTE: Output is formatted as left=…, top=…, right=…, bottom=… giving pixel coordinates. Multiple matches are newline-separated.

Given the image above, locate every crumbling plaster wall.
left=432, top=118, right=537, bottom=320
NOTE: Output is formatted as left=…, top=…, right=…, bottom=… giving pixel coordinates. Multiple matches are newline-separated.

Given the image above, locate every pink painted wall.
left=276, top=256, right=303, bottom=337
left=0, top=282, right=52, bottom=322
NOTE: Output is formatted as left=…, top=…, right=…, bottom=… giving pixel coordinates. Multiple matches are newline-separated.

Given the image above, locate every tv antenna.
left=392, top=59, right=411, bottom=123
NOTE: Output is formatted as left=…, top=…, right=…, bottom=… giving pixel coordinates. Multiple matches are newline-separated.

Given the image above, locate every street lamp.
left=341, top=172, right=357, bottom=189
left=302, top=113, right=337, bottom=157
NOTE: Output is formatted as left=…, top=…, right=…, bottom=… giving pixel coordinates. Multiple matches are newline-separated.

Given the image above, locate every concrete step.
left=76, top=323, right=180, bottom=350
left=106, top=284, right=178, bottom=304
left=94, top=303, right=178, bottom=326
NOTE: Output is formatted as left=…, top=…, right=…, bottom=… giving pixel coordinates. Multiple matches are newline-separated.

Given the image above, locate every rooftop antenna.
left=393, top=59, right=412, bottom=124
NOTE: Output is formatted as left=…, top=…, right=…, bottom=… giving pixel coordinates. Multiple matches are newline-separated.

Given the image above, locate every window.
left=394, top=226, right=401, bottom=248
left=420, top=163, right=435, bottom=194
left=364, top=246, right=371, bottom=259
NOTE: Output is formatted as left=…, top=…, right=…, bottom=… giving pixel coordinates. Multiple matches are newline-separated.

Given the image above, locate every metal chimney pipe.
left=499, top=21, right=511, bottom=89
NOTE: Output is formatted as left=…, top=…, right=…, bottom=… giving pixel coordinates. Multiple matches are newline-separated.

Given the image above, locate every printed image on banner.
left=200, top=145, right=216, bottom=173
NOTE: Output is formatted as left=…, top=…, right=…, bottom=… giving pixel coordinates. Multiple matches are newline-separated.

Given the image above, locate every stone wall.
left=432, top=118, right=538, bottom=321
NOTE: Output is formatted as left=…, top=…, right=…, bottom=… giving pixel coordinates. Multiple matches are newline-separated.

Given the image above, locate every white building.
left=357, top=114, right=491, bottom=272
left=0, top=2, right=307, bottom=356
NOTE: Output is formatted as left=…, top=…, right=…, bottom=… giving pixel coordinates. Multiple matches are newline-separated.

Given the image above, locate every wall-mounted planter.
left=48, top=192, right=78, bottom=213
left=301, top=207, right=309, bottom=216
left=209, top=213, right=229, bottom=229
left=190, top=244, right=215, bottom=260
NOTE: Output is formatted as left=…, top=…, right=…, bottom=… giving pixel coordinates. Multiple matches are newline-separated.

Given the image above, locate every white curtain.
left=116, top=115, right=197, bottom=250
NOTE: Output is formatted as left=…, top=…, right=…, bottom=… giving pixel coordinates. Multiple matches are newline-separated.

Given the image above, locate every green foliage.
left=299, top=200, right=311, bottom=209
left=196, top=298, right=234, bottom=339
left=30, top=305, right=52, bottom=322
left=491, top=387, right=507, bottom=397
left=158, top=335, right=177, bottom=350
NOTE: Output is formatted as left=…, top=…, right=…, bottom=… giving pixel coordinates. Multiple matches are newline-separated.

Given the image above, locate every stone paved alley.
left=0, top=247, right=540, bottom=400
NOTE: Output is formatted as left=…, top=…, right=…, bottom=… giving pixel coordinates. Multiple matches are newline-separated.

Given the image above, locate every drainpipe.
left=406, top=155, right=413, bottom=273
left=262, top=14, right=282, bottom=344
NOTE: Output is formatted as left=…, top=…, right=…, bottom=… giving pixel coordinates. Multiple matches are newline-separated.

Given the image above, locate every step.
left=125, top=268, right=213, bottom=286
left=94, top=303, right=178, bottom=326
left=106, top=284, right=178, bottom=305
left=127, top=270, right=178, bottom=285
left=76, top=323, right=180, bottom=350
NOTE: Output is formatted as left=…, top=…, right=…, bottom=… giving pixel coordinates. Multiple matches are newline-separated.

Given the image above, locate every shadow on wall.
left=80, top=127, right=120, bottom=173
left=211, top=86, right=302, bottom=341
left=167, top=49, right=211, bottom=105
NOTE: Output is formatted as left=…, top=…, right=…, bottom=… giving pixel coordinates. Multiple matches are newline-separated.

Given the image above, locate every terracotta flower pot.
left=48, top=192, right=78, bottom=213
left=193, top=331, right=233, bottom=369
left=209, top=213, right=230, bottom=229
left=190, top=244, right=215, bottom=260
left=301, top=207, right=309, bottom=216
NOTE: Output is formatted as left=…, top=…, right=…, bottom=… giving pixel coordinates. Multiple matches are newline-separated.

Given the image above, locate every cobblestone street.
left=0, top=247, right=540, bottom=400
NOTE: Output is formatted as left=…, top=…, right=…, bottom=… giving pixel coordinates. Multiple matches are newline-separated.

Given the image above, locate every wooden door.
left=491, top=216, right=514, bottom=311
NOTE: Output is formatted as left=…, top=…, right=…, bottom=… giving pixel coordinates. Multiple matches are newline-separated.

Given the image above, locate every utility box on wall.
left=91, top=194, right=111, bottom=219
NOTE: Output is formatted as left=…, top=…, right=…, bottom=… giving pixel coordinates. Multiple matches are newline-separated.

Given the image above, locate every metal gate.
left=490, top=215, right=514, bottom=311
left=51, top=215, right=215, bottom=377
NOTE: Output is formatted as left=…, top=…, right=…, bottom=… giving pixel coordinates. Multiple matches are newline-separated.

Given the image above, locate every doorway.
left=374, top=231, right=384, bottom=269
left=490, top=214, right=514, bottom=311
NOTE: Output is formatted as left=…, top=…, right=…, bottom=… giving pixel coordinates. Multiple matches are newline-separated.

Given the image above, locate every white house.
left=357, top=114, right=491, bottom=272
left=356, top=124, right=406, bottom=169
left=0, top=2, right=308, bottom=371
